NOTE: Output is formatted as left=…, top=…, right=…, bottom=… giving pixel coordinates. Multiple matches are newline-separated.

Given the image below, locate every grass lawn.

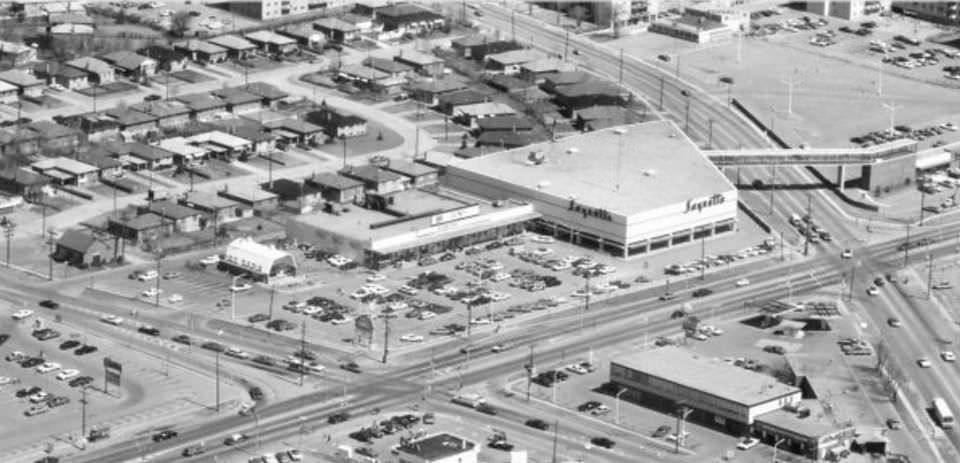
left=169, top=69, right=214, bottom=84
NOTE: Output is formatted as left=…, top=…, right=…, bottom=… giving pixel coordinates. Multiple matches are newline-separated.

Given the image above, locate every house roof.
left=26, top=120, right=80, bottom=139
left=339, top=164, right=403, bottom=184
left=47, top=13, right=94, bottom=25
left=278, top=24, right=322, bottom=41
left=396, top=434, right=476, bottom=461
left=224, top=237, right=293, bottom=274
left=100, top=50, right=154, bottom=71
left=267, top=177, right=322, bottom=198
left=576, top=105, right=635, bottom=121
left=486, top=49, right=545, bottom=66
left=32, top=157, right=98, bottom=175
left=265, top=118, right=324, bottom=135
left=77, top=151, right=122, bottom=169
left=406, top=76, right=468, bottom=95
left=307, top=107, right=367, bottom=129
left=0, top=40, right=32, bottom=55
left=475, top=130, right=540, bottom=148
left=43, top=62, right=87, bottom=79
left=374, top=3, right=444, bottom=23
left=112, top=211, right=164, bottom=231
left=488, top=74, right=532, bottom=91
left=180, top=191, right=238, bottom=211
left=237, top=82, right=289, bottom=101
left=207, top=34, right=257, bottom=51
left=137, top=45, right=187, bottom=63
left=451, top=35, right=490, bottom=48
left=245, top=30, right=297, bottom=46
left=454, top=102, right=516, bottom=118
left=437, top=89, right=489, bottom=107
left=57, top=229, right=96, bottom=253
left=146, top=199, right=203, bottom=220
left=364, top=56, right=412, bottom=74
left=175, top=40, right=228, bottom=55
left=394, top=50, right=443, bottom=67
left=314, top=17, right=360, bottom=33
left=209, top=119, right=274, bottom=143
left=49, top=24, right=94, bottom=35
left=308, top=172, right=363, bottom=190
left=187, top=131, right=251, bottom=149
left=542, top=71, right=593, bottom=88
left=0, top=69, right=42, bottom=88
left=475, top=115, right=535, bottom=132
left=157, top=136, right=208, bottom=158
left=553, top=81, right=625, bottom=98
left=175, top=92, right=228, bottom=111
left=65, top=56, right=114, bottom=76
left=211, top=87, right=262, bottom=106
left=339, top=64, right=389, bottom=81
left=129, top=101, right=191, bottom=119
left=0, top=79, right=18, bottom=94
left=105, top=108, right=157, bottom=126
left=382, top=159, right=437, bottom=178
left=521, top=58, right=574, bottom=74
left=124, top=142, right=173, bottom=162
left=0, top=167, right=50, bottom=186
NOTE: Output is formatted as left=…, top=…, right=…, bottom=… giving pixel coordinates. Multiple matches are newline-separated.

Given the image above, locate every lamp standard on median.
left=680, top=90, right=691, bottom=134
left=615, top=387, right=627, bottom=424
left=0, top=216, right=16, bottom=267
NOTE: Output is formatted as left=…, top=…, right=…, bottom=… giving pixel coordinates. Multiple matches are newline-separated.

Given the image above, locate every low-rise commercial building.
left=65, top=56, right=115, bottom=85
left=394, top=433, right=479, bottom=463
left=175, top=40, right=228, bottom=64
left=649, top=15, right=735, bottom=43
left=394, top=50, right=444, bottom=77
left=0, top=69, right=43, bottom=97
left=222, top=237, right=297, bottom=282
left=54, top=229, right=112, bottom=267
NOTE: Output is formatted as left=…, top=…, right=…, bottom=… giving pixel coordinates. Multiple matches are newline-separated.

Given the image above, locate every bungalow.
left=393, top=50, right=444, bottom=77
left=26, top=120, right=82, bottom=152
left=0, top=167, right=51, bottom=202
left=175, top=92, right=229, bottom=121
left=54, top=112, right=120, bottom=142
left=142, top=199, right=204, bottom=232
left=76, top=150, right=123, bottom=178
left=487, top=74, right=535, bottom=94
left=475, top=115, right=534, bottom=133
left=540, top=71, right=592, bottom=93
left=0, top=69, right=43, bottom=98
left=306, top=172, right=364, bottom=204
left=209, top=118, right=274, bottom=154
left=187, top=131, right=253, bottom=159
left=99, top=50, right=157, bottom=80
left=405, top=76, right=469, bottom=106
left=179, top=191, right=248, bottom=227
left=138, top=45, right=189, bottom=72
left=31, top=156, right=99, bottom=185
left=306, top=106, right=368, bottom=139
left=381, top=159, right=438, bottom=188
left=245, top=30, right=299, bottom=55
left=265, top=118, right=324, bottom=146
left=54, top=229, right=112, bottom=267
left=65, top=56, right=115, bottom=85
left=35, top=62, right=89, bottom=90
left=234, top=82, right=289, bottom=108
left=206, top=34, right=256, bottom=60
left=575, top=105, right=642, bottom=131
left=0, top=40, right=36, bottom=67
left=314, top=17, right=360, bottom=43
left=218, top=186, right=279, bottom=211
left=436, top=90, right=490, bottom=115
left=338, top=164, right=405, bottom=195
left=520, top=58, right=575, bottom=83
left=452, top=102, right=516, bottom=127
left=107, top=212, right=167, bottom=244
left=99, top=141, right=149, bottom=172
left=0, top=80, right=17, bottom=104
left=123, top=142, right=176, bottom=170
left=104, top=108, right=158, bottom=137
left=339, top=64, right=390, bottom=84
left=265, top=177, right=323, bottom=213
left=0, top=128, right=39, bottom=156
left=363, top=57, right=412, bottom=78
left=553, top=81, right=629, bottom=112
left=343, top=13, right=379, bottom=34
left=451, top=36, right=521, bottom=61
left=157, top=136, right=209, bottom=165
left=374, top=3, right=445, bottom=35
left=211, top=87, right=263, bottom=115
left=129, top=101, right=192, bottom=128
left=485, top=49, right=545, bottom=75
left=278, top=24, right=324, bottom=48
left=174, top=40, right=228, bottom=64
left=475, top=131, right=540, bottom=149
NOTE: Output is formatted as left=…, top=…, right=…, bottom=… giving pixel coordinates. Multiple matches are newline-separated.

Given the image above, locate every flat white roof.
left=224, top=237, right=293, bottom=275
left=32, top=156, right=98, bottom=175
left=447, top=121, right=735, bottom=216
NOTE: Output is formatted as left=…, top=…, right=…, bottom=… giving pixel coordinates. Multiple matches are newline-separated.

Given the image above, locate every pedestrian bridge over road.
left=706, top=139, right=919, bottom=166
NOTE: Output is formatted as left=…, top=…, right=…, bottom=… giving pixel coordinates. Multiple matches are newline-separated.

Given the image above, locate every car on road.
left=74, top=345, right=98, bottom=355
left=141, top=287, right=162, bottom=298
left=566, top=364, right=589, bottom=375
left=737, top=437, right=760, bottom=450
left=12, top=309, right=34, bottom=320
left=138, top=326, right=160, bottom=336
left=253, top=355, right=276, bottom=366
left=162, top=271, right=181, bottom=279
left=692, top=288, right=713, bottom=298
left=763, top=345, right=786, bottom=355
left=201, top=342, right=225, bottom=353
left=328, top=412, right=351, bottom=424
left=652, top=425, right=672, bottom=439
left=137, top=270, right=158, bottom=281
left=942, top=351, right=956, bottom=362
left=491, top=344, right=509, bottom=353
left=400, top=334, right=424, bottom=343
left=866, top=286, right=879, bottom=296
left=841, top=249, right=853, bottom=259
left=525, top=418, right=549, bottom=430
left=200, top=255, right=220, bottom=265
left=248, top=313, right=270, bottom=323
left=152, top=430, right=178, bottom=442
left=874, top=277, right=886, bottom=287
left=38, top=300, right=60, bottom=309
left=168, top=294, right=183, bottom=303
left=56, top=369, right=79, bottom=381
left=340, top=361, right=361, bottom=373
left=47, top=395, right=69, bottom=407
left=888, top=317, right=902, bottom=327
left=735, top=278, right=750, bottom=287
left=69, top=376, right=93, bottom=388
left=172, top=334, right=192, bottom=345
left=144, top=94, right=162, bottom=102
left=182, top=445, right=205, bottom=456
left=660, top=292, right=678, bottom=301
left=36, top=362, right=61, bottom=374
left=591, top=404, right=611, bottom=415
left=230, top=282, right=253, bottom=292
left=590, top=437, right=615, bottom=448
left=224, top=433, right=249, bottom=445
left=248, top=387, right=264, bottom=401
left=577, top=400, right=601, bottom=412
left=887, top=418, right=902, bottom=430
left=918, top=358, right=933, bottom=368
left=101, top=315, right=123, bottom=326
left=225, top=347, right=250, bottom=359
left=0, top=376, right=17, bottom=385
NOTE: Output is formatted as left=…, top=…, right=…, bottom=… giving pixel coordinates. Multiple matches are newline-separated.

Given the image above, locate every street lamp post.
left=214, top=349, right=221, bottom=412
left=772, top=438, right=786, bottom=463
left=680, top=90, right=691, bottom=133
left=0, top=216, right=16, bottom=267
left=230, top=275, right=241, bottom=321
left=615, top=387, right=627, bottom=424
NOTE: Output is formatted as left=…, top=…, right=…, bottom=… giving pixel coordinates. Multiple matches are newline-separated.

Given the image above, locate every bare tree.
left=569, top=5, right=588, bottom=29
left=171, top=11, right=192, bottom=38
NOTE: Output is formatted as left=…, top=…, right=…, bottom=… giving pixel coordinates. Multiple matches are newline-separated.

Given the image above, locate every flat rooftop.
left=448, top=121, right=734, bottom=216
left=613, top=346, right=800, bottom=408
left=396, top=433, right=476, bottom=460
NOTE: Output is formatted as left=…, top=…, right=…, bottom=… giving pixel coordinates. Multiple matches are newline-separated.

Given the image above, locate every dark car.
left=525, top=419, right=549, bottom=430
left=763, top=345, right=786, bottom=355
left=340, top=361, right=361, bottom=373
left=143, top=94, right=162, bottom=102
left=182, top=445, right=205, bottom=457
left=0, top=333, right=8, bottom=346
left=201, top=342, right=225, bottom=352
left=138, top=326, right=160, bottom=336
left=476, top=403, right=497, bottom=415
left=591, top=437, right=615, bottom=449
left=69, top=376, right=93, bottom=388
left=152, top=430, right=178, bottom=442
left=16, top=386, right=41, bottom=398
left=33, top=329, right=61, bottom=341
left=578, top=401, right=601, bottom=412
left=75, top=345, right=98, bottom=355
left=652, top=425, right=672, bottom=438
left=59, top=340, right=80, bottom=350
left=328, top=412, right=351, bottom=424
left=252, top=355, right=276, bottom=366
left=658, top=54, right=671, bottom=62
left=488, top=439, right=514, bottom=451
left=38, top=300, right=59, bottom=309
left=670, top=309, right=688, bottom=319
left=248, top=313, right=270, bottom=323
left=34, top=457, right=59, bottom=463
left=172, top=334, right=192, bottom=345
left=692, top=288, right=713, bottom=298
left=47, top=395, right=69, bottom=407
left=874, top=277, right=886, bottom=287
left=21, top=357, right=44, bottom=368
left=248, top=387, right=264, bottom=401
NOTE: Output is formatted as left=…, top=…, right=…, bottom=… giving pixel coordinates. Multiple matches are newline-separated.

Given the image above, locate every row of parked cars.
left=851, top=122, right=957, bottom=148
left=347, top=413, right=426, bottom=443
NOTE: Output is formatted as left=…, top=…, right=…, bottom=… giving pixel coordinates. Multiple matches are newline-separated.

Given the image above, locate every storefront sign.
left=684, top=194, right=725, bottom=214
left=569, top=200, right=613, bottom=221
left=431, top=205, right=480, bottom=226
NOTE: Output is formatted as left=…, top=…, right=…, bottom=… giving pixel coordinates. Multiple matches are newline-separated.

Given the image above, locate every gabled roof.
left=308, top=172, right=363, bottom=190
left=542, top=71, right=593, bottom=88
left=339, top=64, right=389, bottom=81
left=157, top=136, right=208, bottom=158
left=406, top=76, right=468, bottom=94
left=187, top=131, right=251, bottom=149
left=485, top=49, right=545, bottom=66
left=363, top=56, right=412, bottom=74
left=26, top=120, right=80, bottom=139
left=100, top=50, right=154, bottom=71
left=137, top=45, right=188, bottom=63
left=57, top=229, right=96, bottom=253
left=65, top=56, right=113, bottom=75
left=0, top=40, right=32, bottom=55
left=267, top=177, right=322, bottom=198
left=576, top=105, right=635, bottom=122
left=32, top=157, right=98, bottom=175
left=454, top=102, right=516, bottom=118
left=394, top=50, right=443, bottom=66
left=77, top=151, right=122, bottom=169
left=339, top=164, right=402, bottom=184
left=207, top=34, right=256, bottom=51
left=0, top=167, right=50, bottom=186
left=42, top=62, right=87, bottom=79
left=488, top=74, right=532, bottom=91
left=175, top=40, right=228, bottom=55
left=437, top=89, right=490, bottom=107
left=50, top=24, right=94, bottom=35
left=237, top=82, right=289, bottom=101
left=265, top=118, right=324, bottom=135
left=211, top=87, right=261, bottom=106
left=278, top=24, right=322, bottom=41
left=111, top=212, right=163, bottom=231
left=475, top=115, right=535, bottom=132
left=180, top=191, right=238, bottom=211
left=209, top=118, right=274, bottom=143
left=175, top=92, right=228, bottom=112
left=146, top=199, right=203, bottom=220
left=521, top=58, right=575, bottom=74
left=245, top=30, right=297, bottom=46
left=0, top=80, right=18, bottom=94
left=129, top=101, right=191, bottom=119
left=0, top=69, right=42, bottom=87
left=124, top=142, right=173, bottom=162
left=105, top=108, right=157, bottom=126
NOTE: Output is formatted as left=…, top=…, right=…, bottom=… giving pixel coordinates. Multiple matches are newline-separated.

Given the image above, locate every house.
left=0, top=128, right=39, bottom=156
left=233, top=82, right=289, bottom=108
left=487, top=74, right=535, bottom=94
left=0, top=69, right=43, bottom=97
left=245, top=30, right=299, bottom=55
left=211, top=87, right=263, bottom=115
left=575, top=105, right=642, bottom=131
left=55, top=112, right=120, bottom=142
left=65, top=56, right=115, bottom=85
left=363, top=56, right=412, bottom=78
left=339, top=164, right=405, bottom=195
left=129, top=101, right=192, bottom=128
left=0, top=80, right=17, bottom=104
left=405, top=76, right=469, bottom=106
left=306, top=106, right=368, bottom=138
left=475, top=116, right=535, bottom=133
left=157, top=136, right=209, bottom=165
left=339, top=64, right=390, bottom=84
left=26, top=120, right=82, bottom=152
left=31, top=157, right=99, bottom=185
left=77, top=150, right=123, bottom=178
left=265, top=118, right=325, bottom=146
left=475, top=131, right=541, bottom=149
left=178, top=191, right=248, bottom=227
left=0, top=167, right=51, bottom=202
left=175, top=92, right=229, bottom=121
left=0, top=40, right=36, bottom=67
left=207, top=34, right=257, bottom=60
left=485, top=49, right=545, bottom=75
left=452, top=102, right=516, bottom=127
left=393, top=434, right=478, bottom=463
left=277, top=24, right=324, bottom=48
left=34, top=61, right=89, bottom=90
left=107, top=212, right=167, bottom=244
left=186, top=131, right=253, bottom=159
left=265, top=177, right=324, bottom=213
left=142, top=200, right=204, bottom=232
left=314, top=17, right=360, bottom=43
left=520, top=59, right=576, bottom=83
left=123, top=142, right=176, bottom=170
left=540, top=71, right=592, bottom=93
left=393, top=50, right=444, bottom=77
left=138, top=45, right=189, bottom=72
left=104, top=108, right=158, bottom=136
left=451, top=36, right=522, bottom=61
left=53, top=229, right=112, bottom=267
left=553, top=81, right=629, bottom=112
left=218, top=186, right=279, bottom=211
left=374, top=3, right=445, bottom=34
left=209, top=118, right=274, bottom=154
left=436, top=90, right=490, bottom=115
left=174, top=40, right=228, bottom=64
left=306, top=172, right=364, bottom=204
left=381, top=159, right=438, bottom=188
left=99, top=51, right=157, bottom=80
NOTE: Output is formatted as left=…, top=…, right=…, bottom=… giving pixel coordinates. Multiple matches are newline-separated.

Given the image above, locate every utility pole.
left=80, top=386, right=88, bottom=442
left=299, top=321, right=306, bottom=386
left=780, top=73, right=801, bottom=115
left=154, top=256, right=161, bottom=307
left=877, top=58, right=883, bottom=95
left=920, top=188, right=927, bottom=224
left=903, top=224, right=912, bottom=267
left=466, top=301, right=473, bottom=338
left=768, top=164, right=778, bottom=215
left=267, top=283, right=276, bottom=320
left=215, top=350, right=221, bottom=412
left=381, top=312, right=391, bottom=364
left=804, top=194, right=812, bottom=256
left=681, top=90, right=691, bottom=133
left=618, top=48, right=624, bottom=85
left=707, top=119, right=714, bottom=149
left=927, top=254, right=935, bottom=300
left=341, top=136, right=347, bottom=168
left=551, top=420, right=559, bottom=463
left=658, top=76, right=664, bottom=111
left=525, top=344, right=534, bottom=402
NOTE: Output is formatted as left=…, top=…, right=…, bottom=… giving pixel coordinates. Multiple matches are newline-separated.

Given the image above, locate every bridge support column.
left=836, top=165, right=846, bottom=192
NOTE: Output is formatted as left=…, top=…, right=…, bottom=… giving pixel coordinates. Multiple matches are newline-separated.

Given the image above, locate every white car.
left=137, top=270, right=158, bottom=281
left=29, top=392, right=49, bottom=403
left=225, top=348, right=250, bottom=359
left=691, top=332, right=709, bottom=341
left=56, top=369, right=79, bottom=381
left=571, top=289, right=591, bottom=299
left=387, top=301, right=408, bottom=311
left=331, top=316, right=353, bottom=326
left=364, top=284, right=389, bottom=296
left=366, top=273, right=387, bottom=282
left=36, top=362, right=61, bottom=374
left=942, top=351, right=957, bottom=362
left=285, top=301, right=307, bottom=312
left=168, top=293, right=183, bottom=303
left=566, top=364, right=589, bottom=375
left=418, top=311, right=436, bottom=321
left=349, top=288, right=368, bottom=299
left=0, top=376, right=17, bottom=385
left=398, top=285, right=418, bottom=295
left=230, top=283, right=252, bottom=292
left=470, top=317, right=492, bottom=325
left=491, top=272, right=511, bottom=282
left=591, top=404, right=611, bottom=415
left=735, top=278, right=750, bottom=287
left=11, top=309, right=34, bottom=320
left=866, top=286, right=879, bottom=296
left=400, top=334, right=424, bottom=343
left=489, top=292, right=511, bottom=302
left=531, top=235, right=555, bottom=244
left=596, top=265, right=617, bottom=275
left=918, top=358, right=933, bottom=368
left=840, top=249, right=853, bottom=259
left=101, top=315, right=124, bottom=326
left=200, top=255, right=220, bottom=265
left=142, top=287, right=163, bottom=298
left=736, top=437, right=760, bottom=450
left=302, top=305, right=323, bottom=315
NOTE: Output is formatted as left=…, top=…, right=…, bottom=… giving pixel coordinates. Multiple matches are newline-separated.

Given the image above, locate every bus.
left=933, top=397, right=955, bottom=429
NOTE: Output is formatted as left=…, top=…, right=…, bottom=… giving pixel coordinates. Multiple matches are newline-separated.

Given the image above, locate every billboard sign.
left=104, top=357, right=122, bottom=387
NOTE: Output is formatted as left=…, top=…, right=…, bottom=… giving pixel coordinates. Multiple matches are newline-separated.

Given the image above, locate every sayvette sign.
left=685, top=194, right=726, bottom=214
left=569, top=199, right=613, bottom=221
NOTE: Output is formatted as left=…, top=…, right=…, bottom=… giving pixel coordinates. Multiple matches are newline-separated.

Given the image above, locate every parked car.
left=590, top=437, right=615, bottom=448
left=152, top=430, right=178, bottom=442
